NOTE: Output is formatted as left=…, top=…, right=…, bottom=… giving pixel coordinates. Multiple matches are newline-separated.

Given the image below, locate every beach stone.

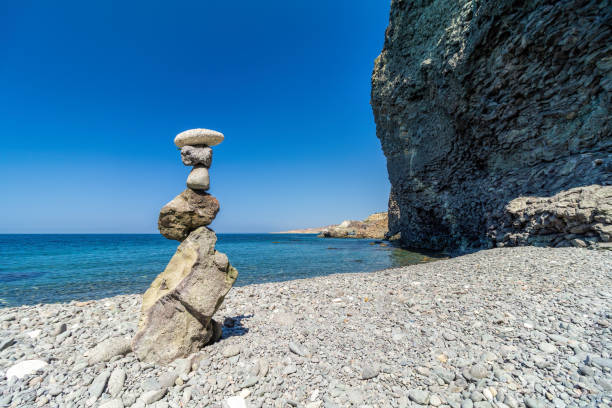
left=158, top=371, right=178, bottom=388
left=461, top=400, right=474, bottom=408
left=132, top=227, right=238, bottom=363
left=283, top=364, right=297, bottom=375
left=86, top=370, right=110, bottom=405
left=186, top=166, right=210, bottom=191
left=47, top=384, right=62, bottom=396
left=181, top=145, right=212, bottom=167
left=158, top=189, right=219, bottom=241
left=172, top=358, right=192, bottom=376
left=430, top=395, right=442, bottom=406
left=140, top=388, right=167, bottom=405
left=181, top=387, right=193, bottom=405
left=87, top=336, right=131, bottom=365
left=174, top=128, right=224, bottom=148
left=6, top=360, right=49, bottom=379
left=99, top=399, right=124, bottom=408
left=56, top=329, right=71, bottom=344
left=469, top=364, right=490, bottom=380
left=538, top=342, right=558, bottom=353
left=52, top=323, right=67, bottom=336
left=258, top=358, right=269, bottom=378
left=223, top=345, right=241, bottom=358
left=27, top=329, right=41, bottom=339
left=222, top=396, right=247, bottom=408
left=107, top=368, right=126, bottom=397
left=240, top=375, right=258, bottom=389
left=361, top=366, right=379, bottom=380
left=409, top=389, right=430, bottom=405
left=289, top=341, right=311, bottom=357
left=141, top=378, right=161, bottom=391
left=0, top=338, right=16, bottom=352
left=589, top=356, right=612, bottom=369
left=524, top=397, right=546, bottom=408
left=347, top=389, right=364, bottom=405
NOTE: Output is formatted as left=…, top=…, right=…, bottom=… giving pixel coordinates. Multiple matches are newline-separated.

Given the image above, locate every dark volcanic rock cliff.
left=371, top=0, right=611, bottom=250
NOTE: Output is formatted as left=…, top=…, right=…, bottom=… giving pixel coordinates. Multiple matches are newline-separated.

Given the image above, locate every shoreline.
left=1, top=247, right=611, bottom=407
left=0, top=235, right=443, bottom=309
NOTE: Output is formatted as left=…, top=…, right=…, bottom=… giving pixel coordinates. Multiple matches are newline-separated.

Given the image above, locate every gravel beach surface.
left=1, top=247, right=611, bottom=408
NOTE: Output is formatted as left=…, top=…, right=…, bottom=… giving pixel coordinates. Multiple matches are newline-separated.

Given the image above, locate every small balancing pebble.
left=174, top=128, right=224, bottom=148
left=187, top=166, right=210, bottom=190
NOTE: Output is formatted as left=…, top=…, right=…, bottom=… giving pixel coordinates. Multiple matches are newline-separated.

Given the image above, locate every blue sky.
left=0, top=1, right=391, bottom=233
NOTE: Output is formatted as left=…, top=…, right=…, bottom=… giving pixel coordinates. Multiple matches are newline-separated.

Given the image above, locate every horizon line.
left=0, top=232, right=314, bottom=235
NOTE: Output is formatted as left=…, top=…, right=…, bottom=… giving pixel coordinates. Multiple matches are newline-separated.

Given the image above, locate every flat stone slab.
left=174, top=129, right=224, bottom=148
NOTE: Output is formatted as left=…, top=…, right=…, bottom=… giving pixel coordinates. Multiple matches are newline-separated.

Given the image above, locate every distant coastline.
left=270, top=227, right=332, bottom=234
left=275, top=212, right=388, bottom=240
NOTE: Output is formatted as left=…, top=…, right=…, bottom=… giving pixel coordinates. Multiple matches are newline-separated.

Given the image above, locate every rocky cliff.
left=371, top=0, right=611, bottom=250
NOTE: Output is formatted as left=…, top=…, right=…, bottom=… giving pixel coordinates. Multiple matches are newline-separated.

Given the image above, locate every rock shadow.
left=221, top=314, right=252, bottom=339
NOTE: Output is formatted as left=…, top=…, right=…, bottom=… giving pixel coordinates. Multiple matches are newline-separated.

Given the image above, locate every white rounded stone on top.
left=174, top=128, right=224, bottom=148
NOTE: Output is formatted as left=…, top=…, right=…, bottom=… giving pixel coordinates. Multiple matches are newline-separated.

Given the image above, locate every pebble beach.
left=1, top=246, right=611, bottom=408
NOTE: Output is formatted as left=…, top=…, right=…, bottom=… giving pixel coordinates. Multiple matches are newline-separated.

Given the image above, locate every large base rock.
left=158, top=189, right=220, bottom=241
left=133, top=227, right=237, bottom=363
left=490, top=185, right=612, bottom=249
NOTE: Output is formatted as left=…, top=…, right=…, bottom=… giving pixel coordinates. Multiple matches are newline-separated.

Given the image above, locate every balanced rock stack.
left=132, top=129, right=238, bottom=364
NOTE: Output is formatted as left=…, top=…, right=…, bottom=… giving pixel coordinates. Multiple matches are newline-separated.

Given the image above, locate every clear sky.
left=0, top=1, right=391, bottom=233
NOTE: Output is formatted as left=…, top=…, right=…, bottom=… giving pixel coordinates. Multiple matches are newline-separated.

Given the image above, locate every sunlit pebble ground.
left=1, top=247, right=611, bottom=408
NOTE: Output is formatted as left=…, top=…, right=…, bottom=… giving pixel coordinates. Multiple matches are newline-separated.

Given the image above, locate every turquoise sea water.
left=0, top=234, right=437, bottom=307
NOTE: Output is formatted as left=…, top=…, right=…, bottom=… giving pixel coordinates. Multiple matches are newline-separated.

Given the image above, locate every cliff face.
left=371, top=0, right=611, bottom=250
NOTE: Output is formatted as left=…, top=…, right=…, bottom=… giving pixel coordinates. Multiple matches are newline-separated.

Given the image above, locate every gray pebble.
left=99, top=399, right=124, bottom=408
left=107, top=368, right=126, bottom=397
left=524, top=397, right=546, bottom=408
left=222, top=345, right=241, bottom=358
left=361, top=366, right=379, bottom=380
left=140, top=388, right=167, bottom=405
left=409, top=389, right=430, bottom=405
left=288, top=341, right=311, bottom=357
left=86, top=370, right=111, bottom=405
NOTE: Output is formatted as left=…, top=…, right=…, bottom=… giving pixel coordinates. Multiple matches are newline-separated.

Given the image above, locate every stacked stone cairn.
left=132, top=129, right=238, bottom=364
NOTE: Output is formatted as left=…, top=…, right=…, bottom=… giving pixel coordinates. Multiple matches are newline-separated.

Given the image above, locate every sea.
left=0, top=234, right=439, bottom=308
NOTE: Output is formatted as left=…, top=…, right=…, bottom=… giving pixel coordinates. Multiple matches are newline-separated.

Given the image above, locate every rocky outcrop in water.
left=371, top=0, right=611, bottom=250
left=318, top=212, right=388, bottom=239
left=133, top=129, right=237, bottom=364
